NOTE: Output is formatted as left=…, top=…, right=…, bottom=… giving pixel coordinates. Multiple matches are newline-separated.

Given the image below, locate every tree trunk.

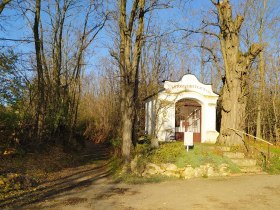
left=212, top=0, right=263, bottom=146
left=218, top=81, right=247, bottom=145
left=256, top=0, right=267, bottom=139
left=118, top=0, right=145, bottom=164
left=256, top=49, right=264, bottom=138
left=33, top=0, right=45, bottom=142
left=121, top=87, right=134, bottom=162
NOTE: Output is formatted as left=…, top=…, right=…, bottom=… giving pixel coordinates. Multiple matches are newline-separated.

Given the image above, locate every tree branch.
left=0, top=0, right=11, bottom=14
left=0, top=38, right=33, bottom=42
left=245, top=43, right=264, bottom=63
left=234, top=15, right=244, bottom=32
left=128, top=0, right=139, bottom=34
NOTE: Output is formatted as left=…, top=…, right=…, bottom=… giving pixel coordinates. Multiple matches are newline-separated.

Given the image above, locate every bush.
left=149, top=142, right=186, bottom=165
left=0, top=108, right=20, bottom=149
left=110, top=138, right=122, bottom=156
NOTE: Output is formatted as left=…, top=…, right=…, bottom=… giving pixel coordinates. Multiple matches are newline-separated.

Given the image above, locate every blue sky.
left=1, top=0, right=279, bottom=86
left=0, top=0, right=213, bottom=59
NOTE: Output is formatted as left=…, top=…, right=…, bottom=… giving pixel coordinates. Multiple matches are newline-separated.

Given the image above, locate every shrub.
left=148, top=142, right=186, bottom=165
left=110, top=138, right=122, bottom=156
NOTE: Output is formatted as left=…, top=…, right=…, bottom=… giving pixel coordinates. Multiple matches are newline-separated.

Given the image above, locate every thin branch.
left=128, top=0, right=139, bottom=33
left=0, top=37, right=33, bottom=42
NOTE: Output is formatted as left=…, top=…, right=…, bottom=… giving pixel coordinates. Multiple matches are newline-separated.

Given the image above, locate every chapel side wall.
left=156, top=93, right=176, bottom=141
left=207, top=104, right=217, bottom=130
left=200, top=103, right=207, bottom=143
left=203, top=98, right=219, bottom=143
left=145, top=101, right=149, bottom=134
left=145, top=98, right=157, bottom=136
left=162, top=104, right=175, bottom=141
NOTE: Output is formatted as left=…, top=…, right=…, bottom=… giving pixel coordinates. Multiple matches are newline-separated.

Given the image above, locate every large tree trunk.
left=119, top=0, right=145, bottom=164
left=219, top=81, right=247, bottom=145
left=212, top=0, right=263, bottom=146
left=121, top=87, right=134, bottom=161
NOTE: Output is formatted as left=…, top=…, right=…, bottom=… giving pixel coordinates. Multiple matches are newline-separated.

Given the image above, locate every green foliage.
left=0, top=107, right=20, bottom=149
left=267, top=155, right=280, bottom=174
left=0, top=104, right=35, bottom=151
left=134, top=143, right=151, bottom=155
left=0, top=51, right=23, bottom=106
left=135, top=142, right=240, bottom=173
left=110, top=142, right=242, bottom=184
left=245, top=142, right=280, bottom=174
left=184, top=145, right=240, bottom=173
left=138, top=135, right=152, bottom=144
left=108, top=156, right=123, bottom=175
left=265, top=146, right=280, bottom=174
left=110, top=138, right=122, bottom=148
left=149, top=142, right=186, bottom=165
left=109, top=138, right=122, bottom=156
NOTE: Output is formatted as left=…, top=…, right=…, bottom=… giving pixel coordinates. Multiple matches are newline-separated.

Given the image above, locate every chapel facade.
left=145, top=74, right=219, bottom=143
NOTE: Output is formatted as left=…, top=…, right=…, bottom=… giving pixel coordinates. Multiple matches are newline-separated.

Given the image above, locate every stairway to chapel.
left=217, top=146, right=264, bottom=174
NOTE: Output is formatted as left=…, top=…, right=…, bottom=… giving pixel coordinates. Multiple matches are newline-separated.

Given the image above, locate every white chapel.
left=145, top=74, right=219, bottom=144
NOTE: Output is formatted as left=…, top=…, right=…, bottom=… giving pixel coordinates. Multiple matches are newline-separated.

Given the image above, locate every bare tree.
left=12, top=0, right=108, bottom=144
left=118, top=0, right=145, bottom=165
left=33, top=0, right=45, bottom=141
left=211, top=0, right=263, bottom=145
left=255, top=0, right=267, bottom=139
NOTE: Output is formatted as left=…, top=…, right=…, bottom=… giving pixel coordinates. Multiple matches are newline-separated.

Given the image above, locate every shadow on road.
left=0, top=143, right=113, bottom=209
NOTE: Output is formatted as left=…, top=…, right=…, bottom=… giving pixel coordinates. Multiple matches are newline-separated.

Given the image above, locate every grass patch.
left=245, top=141, right=280, bottom=174
left=146, top=142, right=240, bottom=173
left=266, top=145, right=280, bottom=174
left=148, top=142, right=186, bottom=166
left=110, top=142, right=241, bottom=184
left=108, top=154, right=177, bottom=184
left=267, top=155, right=280, bottom=174
left=108, top=156, right=123, bottom=175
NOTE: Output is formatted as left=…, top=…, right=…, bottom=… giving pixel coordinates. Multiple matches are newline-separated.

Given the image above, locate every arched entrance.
left=175, top=99, right=201, bottom=142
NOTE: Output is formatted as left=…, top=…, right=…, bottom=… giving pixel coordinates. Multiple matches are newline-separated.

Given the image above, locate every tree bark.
left=33, top=0, right=45, bottom=142
left=256, top=0, right=267, bottom=139
left=119, top=0, right=145, bottom=164
left=212, top=0, right=263, bottom=146
left=256, top=49, right=264, bottom=138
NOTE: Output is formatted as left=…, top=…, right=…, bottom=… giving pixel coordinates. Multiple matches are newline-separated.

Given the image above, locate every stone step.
left=240, top=166, right=263, bottom=173
left=223, top=152, right=245, bottom=159
left=231, top=158, right=257, bottom=167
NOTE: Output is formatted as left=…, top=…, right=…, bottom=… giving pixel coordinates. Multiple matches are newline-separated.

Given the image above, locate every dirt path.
left=25, top=174, right=280, bottom=210
left=0, top=143, right=111, bottom=209
left=3, top=143, right=280, bottom=210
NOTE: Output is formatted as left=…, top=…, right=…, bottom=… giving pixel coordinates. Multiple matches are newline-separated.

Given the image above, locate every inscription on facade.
left=169, top=84, right=212, bottom=94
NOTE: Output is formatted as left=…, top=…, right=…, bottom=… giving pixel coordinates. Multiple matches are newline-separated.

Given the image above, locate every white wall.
left=145, top=74, right=219, bottom=143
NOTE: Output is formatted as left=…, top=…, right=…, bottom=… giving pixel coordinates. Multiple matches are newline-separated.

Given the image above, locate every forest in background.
left=0, top=0, right=280, bottom=161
